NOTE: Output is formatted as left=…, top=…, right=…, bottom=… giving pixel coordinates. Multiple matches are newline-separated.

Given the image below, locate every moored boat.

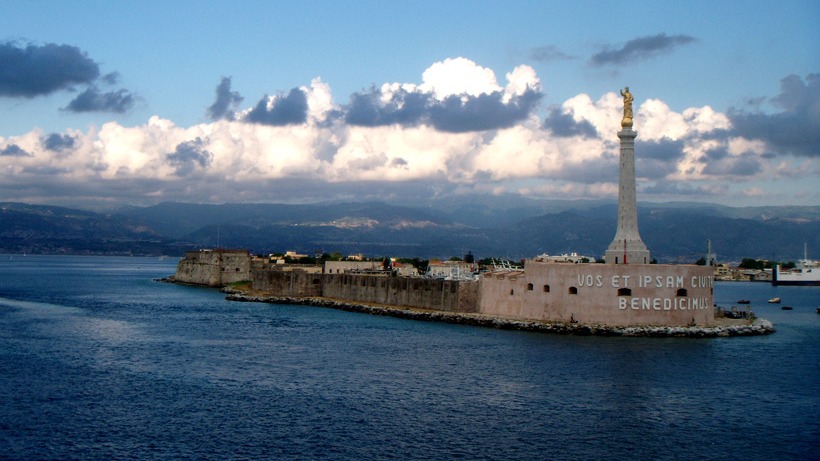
left=773, top=243, right=820, bottom=286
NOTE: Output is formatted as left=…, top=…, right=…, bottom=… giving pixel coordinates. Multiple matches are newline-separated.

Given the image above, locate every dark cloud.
left=640, top=138, right=685, bottom=161
left=541, top=157, right=618, bottom=184
left=0, top=144, right=30, bottom=157
left=430, top=89, right=542, bottom=133
left=530, top=45, right=575, bottom=62
left=344, top=86, right=543, bottom=133
left=166, top=138, right=213, bottom=176
left=542, top=107, right=598, bottom=138
left=207, top=76, right=244, bottom=121
left=635, top=138, right=685, bottom=179
left=345, top=87, right=428, bottom=126
left=434, top=91, right=544, bottom=132
left=245, top=88, right=308, bottom=126
left=101, top=72, right=120, bottom=85
left=728, top=74, right=820, bottom=157
left=63, top=86, right=135, bottom=113
left=42, top=133, right=76, bottom=151
left=590, top=33, right=696, bottom=66
left=642, top=181, right=722, bottom=197
left=0, top=41, right=100, bottom=97
left=703, top=153, right=763, bottom=176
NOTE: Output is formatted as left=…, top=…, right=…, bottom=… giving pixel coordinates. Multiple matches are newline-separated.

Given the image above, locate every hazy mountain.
left=2, top=200, right=818, bottom=263
left=118, top=201, right=455, bottom=238
left=0, top=202, right=179, bottom=255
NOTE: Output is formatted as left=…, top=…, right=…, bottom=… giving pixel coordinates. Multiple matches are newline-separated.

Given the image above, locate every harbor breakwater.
left=223, top=290, right=775, bottom=338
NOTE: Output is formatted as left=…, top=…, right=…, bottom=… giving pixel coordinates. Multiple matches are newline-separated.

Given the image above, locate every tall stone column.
left=605, top=88, right=650, bottom=264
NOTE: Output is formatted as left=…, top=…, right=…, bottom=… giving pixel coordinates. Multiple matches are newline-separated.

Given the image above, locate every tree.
left=739, top=258, right=764, bottom=270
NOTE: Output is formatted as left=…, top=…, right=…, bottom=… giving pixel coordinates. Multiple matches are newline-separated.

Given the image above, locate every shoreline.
left=222, top=290, right=776, bottom=338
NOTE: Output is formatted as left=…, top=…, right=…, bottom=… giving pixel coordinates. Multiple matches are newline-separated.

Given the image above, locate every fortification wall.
left=251, top=266, right=323, bottom=297
left=479, top=262, right=714, bottom=326
left=250, top=269, right=478, bottom=313
left=321, top=274, right=478, bottom=312
left=174, top=250, right=251, bottom=287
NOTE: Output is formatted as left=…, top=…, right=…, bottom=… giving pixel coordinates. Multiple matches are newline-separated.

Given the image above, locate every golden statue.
left=620, top=86, right=633, bottom=128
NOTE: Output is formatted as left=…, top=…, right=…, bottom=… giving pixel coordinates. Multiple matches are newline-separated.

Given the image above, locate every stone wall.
left=174, top=249, right=251, bottom=287
left=320, top=274, right=478, bottom=312
left=251, top=265, right=323, bottom=297
left=249, top=268, right=478, bottom=313
left=479, top=262, right=714, bottom=326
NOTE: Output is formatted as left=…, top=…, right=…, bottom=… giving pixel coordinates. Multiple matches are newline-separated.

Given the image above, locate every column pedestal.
left=605, top=128, right=650, bottom=264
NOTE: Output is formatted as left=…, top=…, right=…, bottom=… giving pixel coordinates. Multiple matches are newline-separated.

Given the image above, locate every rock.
left=221, top=292, right=775, bottom=338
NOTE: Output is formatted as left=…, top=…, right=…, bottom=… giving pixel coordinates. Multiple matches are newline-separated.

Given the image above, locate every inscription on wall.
left=574, top=274, right=713, bottom=312
left=576, top=274, right=713, bottom=289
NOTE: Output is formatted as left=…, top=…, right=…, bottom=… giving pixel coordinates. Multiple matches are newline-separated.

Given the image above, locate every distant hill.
left=1, top=200, right=819, bottom=263
left=0, top=202, right=182, bottom=255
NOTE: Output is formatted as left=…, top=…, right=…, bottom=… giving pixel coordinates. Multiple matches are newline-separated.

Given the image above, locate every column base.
left=604, top=239, right=651, bottom=264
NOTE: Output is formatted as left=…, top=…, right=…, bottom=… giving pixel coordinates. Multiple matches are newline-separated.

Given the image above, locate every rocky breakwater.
left=223, top=290, right=775, bottom=338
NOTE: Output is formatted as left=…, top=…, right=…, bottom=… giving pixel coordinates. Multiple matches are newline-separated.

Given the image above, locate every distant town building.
left=533, top=252, right=593, bottom=264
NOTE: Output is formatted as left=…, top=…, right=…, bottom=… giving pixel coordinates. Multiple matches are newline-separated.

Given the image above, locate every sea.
left=0, top=255, right=818, bottom=461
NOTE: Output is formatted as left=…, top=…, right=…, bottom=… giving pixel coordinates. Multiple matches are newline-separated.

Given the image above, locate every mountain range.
left=1, top=199, right=819, bottom=264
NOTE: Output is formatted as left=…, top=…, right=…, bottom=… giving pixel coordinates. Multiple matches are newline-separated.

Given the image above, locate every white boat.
left=768, top=297, right=781, bottom=303
left=773, top=243, right=820, bottom=286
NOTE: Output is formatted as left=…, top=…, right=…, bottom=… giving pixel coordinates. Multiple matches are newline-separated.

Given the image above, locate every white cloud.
left=419, top=57, right=501, bottom=100
left=0, top=58, right=812, bottom=207
left=503, top=65, right=540, bottom=102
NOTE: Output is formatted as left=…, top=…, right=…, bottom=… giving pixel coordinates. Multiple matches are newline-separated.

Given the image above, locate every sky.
left=0, top=0, right=818, bottom=210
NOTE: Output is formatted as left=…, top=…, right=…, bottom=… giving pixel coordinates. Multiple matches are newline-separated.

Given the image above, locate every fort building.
left=174, top=88, right=714, bottom=328
left=173, top=249, right=252, bottom=287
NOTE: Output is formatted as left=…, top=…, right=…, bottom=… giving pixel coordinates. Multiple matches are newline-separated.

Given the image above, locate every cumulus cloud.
left=0, top=40, right=136, bottom=114
left=0, top=41, right=99, bottom=97
left=542, top=107, right=598, bottom=138
left=207, top=76, right=244, bottom=121
left=63, top=86, right=136, bottom=113
left=245, top=88, right=309, bottom=125
left=43, top=133, right=76, bottom=151
left=1, top=144, right=31, bottom=157
left=591, top=33, right=696, bottom=65
left=345, top=86, right=428, bottom=127
left=166, top=138, right=213, bottom=177
left=344, top=59, right=543, bottom=133
left=728, top=74, right=820, bottom=157
left=430, top=89, right=542, bottom=133
left=0, top=58, right=813, bottom=207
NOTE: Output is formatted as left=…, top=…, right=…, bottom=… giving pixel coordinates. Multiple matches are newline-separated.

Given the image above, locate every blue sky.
left=0, top=0, right=818, bottom=209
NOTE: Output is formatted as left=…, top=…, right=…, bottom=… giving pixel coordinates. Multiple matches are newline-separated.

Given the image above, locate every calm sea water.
left=0, top=255, right=818, bottom=460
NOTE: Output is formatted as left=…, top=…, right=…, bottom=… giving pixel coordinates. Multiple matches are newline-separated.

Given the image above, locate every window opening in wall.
left=543, top=285, right=550, bottom=293
left=569, top=287, right=578, bottom=295
left=676, top=288, right=688, bottom=297
left=527, top=283, right=534, bottom=291
left=618, top=288, right=632, bottom=296
left=510, top=289, right=515, bottom=295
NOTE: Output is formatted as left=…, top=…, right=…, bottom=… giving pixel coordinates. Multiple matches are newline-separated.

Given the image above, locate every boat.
left=768, top=297, right=781, bottom=304
left=737, top=299, right=751, bottom=304
left=781, top=306, right=793, bottom=310
left=773, top=243, right=820, bottom=286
